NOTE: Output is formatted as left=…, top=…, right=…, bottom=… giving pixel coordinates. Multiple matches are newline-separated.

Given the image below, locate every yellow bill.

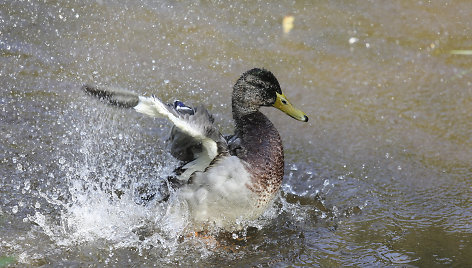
left=273, top=92, right=308, bottom=122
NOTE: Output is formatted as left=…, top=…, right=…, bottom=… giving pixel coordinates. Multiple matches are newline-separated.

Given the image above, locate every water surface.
left=1, top=0, right=472, bottom=266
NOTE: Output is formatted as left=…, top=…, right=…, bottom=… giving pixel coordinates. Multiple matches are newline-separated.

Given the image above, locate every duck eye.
left=281, top=99, right=287, bottom=105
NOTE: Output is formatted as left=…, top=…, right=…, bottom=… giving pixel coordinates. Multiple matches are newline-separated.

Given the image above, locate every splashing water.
left=22, top=106, right=186, bottom=255
left=23, top=104, right=294, bottom=262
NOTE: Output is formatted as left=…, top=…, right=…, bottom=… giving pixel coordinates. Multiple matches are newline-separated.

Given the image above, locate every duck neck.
left=233, top=111, right=283, bottom=165
left=231, top=83, right=284, bottom=170
left=231, top=82, right=261, bottom=124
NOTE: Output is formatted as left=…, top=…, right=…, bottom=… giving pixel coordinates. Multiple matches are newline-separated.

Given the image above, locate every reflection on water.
left=1, top=0, right=472, bottom=266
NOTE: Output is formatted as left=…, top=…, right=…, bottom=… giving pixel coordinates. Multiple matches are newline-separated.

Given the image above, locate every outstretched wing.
left=83, top=84, right=227, bottom=181
left=135, top=96, right=227, bottom=180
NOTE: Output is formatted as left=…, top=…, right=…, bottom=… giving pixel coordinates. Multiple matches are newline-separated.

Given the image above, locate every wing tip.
left=82, top=84, right=139, bottom=108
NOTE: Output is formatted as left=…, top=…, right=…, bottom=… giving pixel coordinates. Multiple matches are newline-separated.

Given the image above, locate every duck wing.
left=166, top=101, right=203, bottom=162
left=135, top=96, right=229, bottom=181
left=83, top=85, right=228, bottom=182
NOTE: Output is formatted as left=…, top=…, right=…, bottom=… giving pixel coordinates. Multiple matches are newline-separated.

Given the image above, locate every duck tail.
left=82, top=84, right=139, bottom=108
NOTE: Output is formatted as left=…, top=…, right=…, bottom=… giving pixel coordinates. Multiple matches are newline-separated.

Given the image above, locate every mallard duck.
left=83, top=68, right=308, bottom=231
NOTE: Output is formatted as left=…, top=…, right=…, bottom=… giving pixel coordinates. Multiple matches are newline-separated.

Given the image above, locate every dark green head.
left=233, top=68, right=280, bottom=108
left=232, top=68, right=308, bottom=122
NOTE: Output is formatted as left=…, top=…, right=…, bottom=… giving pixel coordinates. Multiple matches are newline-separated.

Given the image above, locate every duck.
left=82, top=68, right=308, bottom=231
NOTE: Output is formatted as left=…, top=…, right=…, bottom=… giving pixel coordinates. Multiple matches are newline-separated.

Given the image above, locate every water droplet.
left=12, top=205, right=18, bottom=214
left=349, top=37, right=359, bottom=44
left=24, top=181, right=30, bottom=191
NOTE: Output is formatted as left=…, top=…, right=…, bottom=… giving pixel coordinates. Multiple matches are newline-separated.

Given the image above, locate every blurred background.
left=1, top=0, right=471, bottom=266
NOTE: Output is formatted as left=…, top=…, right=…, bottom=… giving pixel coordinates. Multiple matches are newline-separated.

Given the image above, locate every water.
left=1, top=0, right=472, bottom=266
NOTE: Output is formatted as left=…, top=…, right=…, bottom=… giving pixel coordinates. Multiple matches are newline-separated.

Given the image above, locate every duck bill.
left=273, top=92, right=308, bottom=122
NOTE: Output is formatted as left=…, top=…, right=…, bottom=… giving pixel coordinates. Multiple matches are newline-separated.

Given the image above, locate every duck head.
left=232, top=68, right=308, bottom=122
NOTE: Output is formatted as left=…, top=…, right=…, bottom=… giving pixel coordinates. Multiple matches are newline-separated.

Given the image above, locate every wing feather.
left=134, top=96, right=226, bottom=181
left=83, top=84, right=227, bottom=181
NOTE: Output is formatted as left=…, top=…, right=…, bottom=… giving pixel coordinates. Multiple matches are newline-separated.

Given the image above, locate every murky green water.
left=1, top=0, right=471, bottom=266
